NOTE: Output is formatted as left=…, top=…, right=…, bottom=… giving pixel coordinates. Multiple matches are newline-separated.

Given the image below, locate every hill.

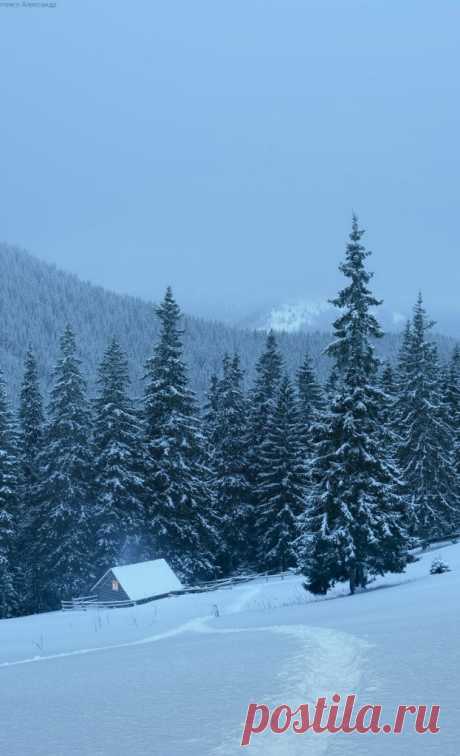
left=0, top=243, right=457, bottom=404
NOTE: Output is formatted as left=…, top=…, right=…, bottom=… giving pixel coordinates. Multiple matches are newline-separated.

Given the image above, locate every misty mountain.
left=0, top=243, right=457, bottom=406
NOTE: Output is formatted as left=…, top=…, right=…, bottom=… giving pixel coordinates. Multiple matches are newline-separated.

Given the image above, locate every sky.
left=0, top=0, right=459, bottom=330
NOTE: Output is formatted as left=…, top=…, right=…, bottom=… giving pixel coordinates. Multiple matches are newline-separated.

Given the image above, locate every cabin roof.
left=91, top=558, right=183, bottom=601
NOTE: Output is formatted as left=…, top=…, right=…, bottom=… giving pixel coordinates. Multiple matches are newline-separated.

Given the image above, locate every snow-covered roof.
left=94, top=559, right=183, bottom=601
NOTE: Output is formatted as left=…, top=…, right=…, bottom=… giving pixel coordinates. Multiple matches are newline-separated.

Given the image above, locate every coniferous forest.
left=2, top=216, right=460, bottom=617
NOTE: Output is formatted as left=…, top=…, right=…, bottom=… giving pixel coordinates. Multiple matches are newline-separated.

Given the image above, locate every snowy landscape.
left=1, top=540, right=458, bottom=755
left=1, top=1, right=459, bottom=754
left=1, top=215, right=459, bottom=756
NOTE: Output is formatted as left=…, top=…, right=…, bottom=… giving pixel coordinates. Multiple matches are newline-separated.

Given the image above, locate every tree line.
left=1, top=216, right=459, bottom=617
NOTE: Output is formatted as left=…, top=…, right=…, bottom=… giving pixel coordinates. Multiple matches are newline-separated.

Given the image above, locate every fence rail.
left=61, top=570, right=297, bottom=611
left=62, top=597, right=135, bottom=611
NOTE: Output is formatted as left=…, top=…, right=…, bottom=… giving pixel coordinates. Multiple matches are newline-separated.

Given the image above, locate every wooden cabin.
left=90, top=558, right=184, bottom=605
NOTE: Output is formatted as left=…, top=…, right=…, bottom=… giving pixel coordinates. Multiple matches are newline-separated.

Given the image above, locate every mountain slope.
left=0, top=243, right=456, bottom=404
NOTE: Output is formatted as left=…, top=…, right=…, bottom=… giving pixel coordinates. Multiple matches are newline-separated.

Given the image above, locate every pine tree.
left=298, top=216, right=412, bottom=594
left=211, top=354, right=250, bottom=574
left=143, top=288, right=219, bottom=582
left=36, top=325, right=95, bottom=607
left=257, top=375, right=307, bottom=572
left=0, top=370, right=19, bottom=618
left=396, top=295, right=460, bottom=541
left=18, top=349, right=45, bottom=612
left=93, top=338, right=144, bottom=571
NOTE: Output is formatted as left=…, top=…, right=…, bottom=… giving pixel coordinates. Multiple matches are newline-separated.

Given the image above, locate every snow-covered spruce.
left=0, top=368, right=19, bottom=618
left=207, top=353, right=251, bottom=575
left=395, top=295, right=460, bottom=542
left=256, top=375, right=307, bottom=572
left=17, top=348, right=45, bottom=614
left=443, top=344, right=460, bottom=485
left=430, top=558, right=450, bottom=575
left=296, top=351, right=324, bottom=463
left=142, top=287, right=219, bottom=583
left=34, top=326, right=95, bottom=608
left=297, top=216, right=412, bottom=595
left=245, top=330, right=283, bottom=570
left=93, top=337, right=145, bottom=573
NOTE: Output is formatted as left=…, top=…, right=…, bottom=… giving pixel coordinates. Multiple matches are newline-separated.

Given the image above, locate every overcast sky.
left=0, top=0, right=459, bottom=328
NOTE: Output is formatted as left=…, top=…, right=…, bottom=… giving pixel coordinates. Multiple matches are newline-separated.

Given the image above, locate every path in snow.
left=0, top=581, right=369, bottom=756
left=1, top=545, right=458, bottom=755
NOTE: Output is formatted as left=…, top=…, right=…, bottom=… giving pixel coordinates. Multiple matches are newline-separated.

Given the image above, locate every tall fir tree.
left=211, top=353, right=250, bottom=574
left=93, top=338, right=144, bottom=572
left=396, top=295, right=460, bottom=541
left=298, top=216, right=411, bottom=594
left=18, top=349, right=45, bottom=612
left=36, top=325, right=95, bottom=607
left=143, top=287, right=219, bottom=582
left=0, top=369, right=19, bottom=618
left=257, top=375, right=307, bottom=572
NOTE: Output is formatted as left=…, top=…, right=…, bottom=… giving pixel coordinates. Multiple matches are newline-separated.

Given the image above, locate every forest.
left=0, top=217, right=459, bottom=617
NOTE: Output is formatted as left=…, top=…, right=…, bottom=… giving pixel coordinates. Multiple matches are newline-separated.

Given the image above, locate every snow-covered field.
left=1, top=542, right=459, bottom=756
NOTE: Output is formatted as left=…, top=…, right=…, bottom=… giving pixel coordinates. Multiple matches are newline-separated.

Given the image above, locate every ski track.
left=0, top=583, right=371, bottom=756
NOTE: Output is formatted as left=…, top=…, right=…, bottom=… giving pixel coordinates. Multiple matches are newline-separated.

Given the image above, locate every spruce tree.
left=257, top=375, right=306, bottom=572
left=296, top=352, right=324, bottom=463
left=249, top=331, right=283, bottom=437
left=203, top=373, right=222, bottom=458
left=0, top=369, right=19, bottom=618
left=36, top=326, right=95, bottom=607
left=19, top=349, right=44, bottom=497
left=324, top=365, right=340, bottom=401
left=18, top=349, right=45, bottom=612
left=143, top=288, right=219, bottom=582
left=211, top=354, right=250, bottom=574
left=246, top=330, right=283, bottom=568
left=443, top=345, right=460, bottom=480
left=378, top=361, right=401, bottom=476
left=396, top=295, right=460, bottom=541
left=93, top=338, right=144, bottom=571
left=298, top=216, right=411, bottom=594
left=380, top=361, right=395, bottom=398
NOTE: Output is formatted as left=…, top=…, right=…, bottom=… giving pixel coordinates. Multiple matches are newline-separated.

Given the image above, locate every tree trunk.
left=349, top=568, right=356, bottom=595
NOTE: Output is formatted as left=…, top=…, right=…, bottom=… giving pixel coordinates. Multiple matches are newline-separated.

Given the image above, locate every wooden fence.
left=61, top=595, right=135, bottom=611
left=61, top=570, right=297, bottom=611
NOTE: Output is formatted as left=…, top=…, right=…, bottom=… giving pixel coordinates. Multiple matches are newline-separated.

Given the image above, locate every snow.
left=255, top=300, right=332, bottom=333
left=0, top=542, right=459, bottom=755
left=99, top=558, right=184, bottom=601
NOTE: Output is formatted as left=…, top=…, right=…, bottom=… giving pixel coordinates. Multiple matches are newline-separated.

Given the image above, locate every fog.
left=0, top=0, right=459, bottom=330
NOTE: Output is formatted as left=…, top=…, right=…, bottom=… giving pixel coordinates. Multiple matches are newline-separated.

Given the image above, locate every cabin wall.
left=91, top=570, right=131, bottom=603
